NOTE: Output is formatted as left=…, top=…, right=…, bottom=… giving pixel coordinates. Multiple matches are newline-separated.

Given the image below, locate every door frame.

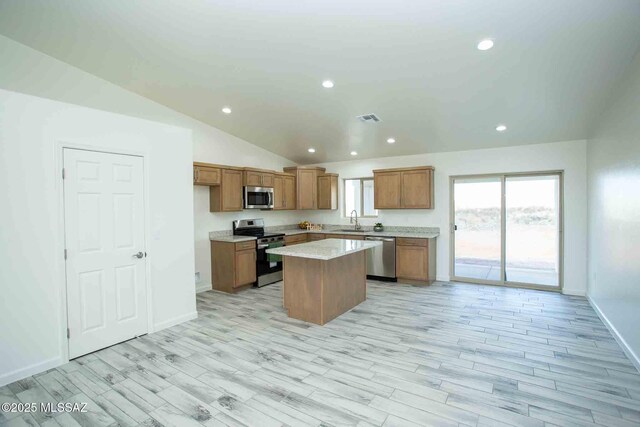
left=55, top=142, right=154, bottom=363
left=449, top=170, right=564, bottom=292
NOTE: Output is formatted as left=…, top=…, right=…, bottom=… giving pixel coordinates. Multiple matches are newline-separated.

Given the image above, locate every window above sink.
left=344, top=178, right=378, bottom=218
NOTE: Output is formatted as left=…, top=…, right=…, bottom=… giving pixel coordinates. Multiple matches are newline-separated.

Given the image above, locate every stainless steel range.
left=232, top=219, right=285, bottom=287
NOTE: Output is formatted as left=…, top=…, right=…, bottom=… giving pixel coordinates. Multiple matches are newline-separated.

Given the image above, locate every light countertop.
left=209, top=235, right=257, bottom=243
left=281, top=229, right=440, bottom=239
left=266, top=238, right=382, bottom=260
left=210, top=227, right=440, bottom=242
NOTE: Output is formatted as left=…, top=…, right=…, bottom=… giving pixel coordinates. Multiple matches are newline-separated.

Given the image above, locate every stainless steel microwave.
left=243, top=186, right=274, bottom=209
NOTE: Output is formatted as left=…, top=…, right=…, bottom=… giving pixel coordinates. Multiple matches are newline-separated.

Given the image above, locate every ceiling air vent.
left=357, top=113, right=381, bottom=123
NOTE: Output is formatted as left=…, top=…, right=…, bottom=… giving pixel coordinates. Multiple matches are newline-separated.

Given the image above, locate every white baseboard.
left=196, top=282, right=212, bottom=293
left=0, top=356, right=62, bottom=388
left=588, top=295, right=640, bottom=373
left=153, top=311, right=198, bottom=332
left=562, top=287, right=586, bottom=296
left=436, top=275, right=450, bottom=282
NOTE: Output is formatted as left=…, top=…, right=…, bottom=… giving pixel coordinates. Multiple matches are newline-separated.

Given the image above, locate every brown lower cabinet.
left=307, top=233, right=326, bottom=241
left=211, top=240, right=257, bottom=293
left=328, top=234, right=365, bottom=240
left=284, top=234, right=308, bottom=246
left=396, top=237, right=435, bottom=284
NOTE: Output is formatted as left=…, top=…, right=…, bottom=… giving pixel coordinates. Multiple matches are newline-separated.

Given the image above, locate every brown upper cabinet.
left=283, top=166, right=327, bottom=210
left=317, top=174, right=338, bottom=210
left=210, top=168, right=244, bottom=212
left=243, top=168, right=274, bottom=188
left=373, top=166, right=434, bottom=209
left=273, top=172, right=296, bottom=210
left=193, top=162, right=221, bottom=186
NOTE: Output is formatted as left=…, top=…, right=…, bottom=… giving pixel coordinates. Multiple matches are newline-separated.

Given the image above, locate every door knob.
left=133, top=251, right=144, bottom=259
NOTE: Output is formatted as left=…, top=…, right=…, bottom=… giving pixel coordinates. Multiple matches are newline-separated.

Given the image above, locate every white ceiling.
left=1, top=0, right=640, bottom=164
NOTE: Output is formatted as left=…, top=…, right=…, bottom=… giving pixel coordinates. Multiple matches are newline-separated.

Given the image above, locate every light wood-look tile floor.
left=2, top=281, right=640, bottom=427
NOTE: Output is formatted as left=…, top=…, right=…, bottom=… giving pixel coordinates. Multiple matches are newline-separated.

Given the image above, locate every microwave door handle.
left=269, top=191, right=274, bottom=208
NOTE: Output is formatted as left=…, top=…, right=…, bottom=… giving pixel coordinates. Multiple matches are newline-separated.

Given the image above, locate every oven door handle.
left=257, top=244, right=269, bottom=249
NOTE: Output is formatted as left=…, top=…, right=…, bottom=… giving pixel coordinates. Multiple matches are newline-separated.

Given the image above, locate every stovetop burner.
left=232, top=218, right=284, bottom=240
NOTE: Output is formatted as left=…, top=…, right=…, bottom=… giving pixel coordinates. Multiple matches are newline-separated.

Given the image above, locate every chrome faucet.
left=349, top=210, right=362, bottom=231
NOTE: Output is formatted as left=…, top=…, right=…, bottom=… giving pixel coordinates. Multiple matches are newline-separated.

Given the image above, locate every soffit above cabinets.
left=1, top=0, right=640, bottom=163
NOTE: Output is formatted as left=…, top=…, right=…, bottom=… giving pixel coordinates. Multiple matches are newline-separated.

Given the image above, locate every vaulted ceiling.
left=1, top=0, right=640, bottom=163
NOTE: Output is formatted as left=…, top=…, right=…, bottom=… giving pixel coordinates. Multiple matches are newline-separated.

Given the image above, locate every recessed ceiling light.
left=387, top=138, right=396, bottom=144
left=221, top=107, right=232, bottom=114
left=496, top=124, right=507, bottom=132
left=322, top=80, right=334, bottom=88
left=308, top=148, right=316, bottom=153
left=477, top=39, right=494, bottom=51
left=350, top=151, right=358, bottom=156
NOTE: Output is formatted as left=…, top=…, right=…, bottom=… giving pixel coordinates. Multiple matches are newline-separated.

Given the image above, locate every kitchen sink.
left=337, top=229, right=365, bottom=232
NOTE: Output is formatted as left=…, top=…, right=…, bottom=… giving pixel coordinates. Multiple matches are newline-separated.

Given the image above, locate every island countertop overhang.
left=266, top=238, right=382, bottom=260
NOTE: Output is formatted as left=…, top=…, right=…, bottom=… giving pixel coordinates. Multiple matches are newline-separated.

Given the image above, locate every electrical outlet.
left=195, top=272, right=201, bottom=284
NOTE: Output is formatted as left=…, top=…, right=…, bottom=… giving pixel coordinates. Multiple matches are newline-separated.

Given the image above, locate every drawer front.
left=326, top=234, right=346, bottom=239
left=235, top=240, right=256, bottom=251
left=285, top=234, right=308, bottom=245
left=342, top=234, right=365, bottom=240
left=396, top=237, right=427, bottom=247
left=308, top=233, right=326, bottom=241
left=327, top=234, right=364, bottom=240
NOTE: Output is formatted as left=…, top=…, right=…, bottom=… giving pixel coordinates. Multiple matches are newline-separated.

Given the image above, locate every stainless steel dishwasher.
left=365, top=236, right=397, bottom=281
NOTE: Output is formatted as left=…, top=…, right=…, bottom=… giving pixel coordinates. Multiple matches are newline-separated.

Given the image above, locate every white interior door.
left=63, top=148, right=148, bottom=359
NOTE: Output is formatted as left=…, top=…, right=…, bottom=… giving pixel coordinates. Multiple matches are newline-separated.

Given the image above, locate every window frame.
left=343, top=177, right=378, bottom=218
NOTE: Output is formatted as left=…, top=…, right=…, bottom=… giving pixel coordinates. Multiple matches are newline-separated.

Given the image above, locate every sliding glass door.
left=451, top=172, right=562, bottom=290
left=453, top=177, right=502, bottom=282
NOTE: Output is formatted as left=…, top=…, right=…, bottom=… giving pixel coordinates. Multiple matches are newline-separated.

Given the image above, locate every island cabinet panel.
left=210, top=168, right=243, bottom=212
left=194, top=165, right=221, bottom=185
left=374, top=172, right=402, bottom=208
left=243, top=169, right=275, bottom=188
left=283, top=257, right=323, bottom=324
left=317, top=174, right=338, bottom=210
left=282, top=251, right=366, bottom=325
left=396, top=238, right=430, bottom=284
left=283, top=166, right=326, bottom=210
left=374, top=167, right=434, bottom=209
left=284, top=234, right=307, bottom=246
left=211, top=240, right=257, bottom=293
left=322, top=252, right=366, bottom=324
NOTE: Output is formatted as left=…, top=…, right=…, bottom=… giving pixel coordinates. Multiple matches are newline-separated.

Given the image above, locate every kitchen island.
left=266, top=238, right=381, bottom=325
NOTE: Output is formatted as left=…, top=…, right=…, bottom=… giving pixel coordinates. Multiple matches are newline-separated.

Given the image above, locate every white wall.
left=0, top=89, right=195, bottom=386
left=587, top=50, right=640, bottom=367
left=304, top=140, right=588, bottom=295
left=0, top=35, right=303, bottom=293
